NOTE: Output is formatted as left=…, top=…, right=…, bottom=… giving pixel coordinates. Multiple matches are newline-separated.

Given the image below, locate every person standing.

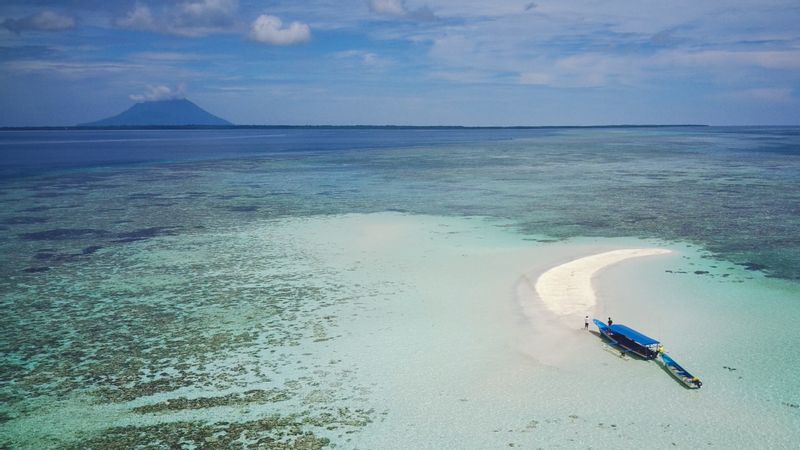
left=607, top=317, right=613, bottom=327
left=584, top=315, right=589, bottom=330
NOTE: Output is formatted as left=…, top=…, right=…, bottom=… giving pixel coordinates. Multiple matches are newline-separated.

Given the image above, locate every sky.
left=1, top=0, right=799, bottom=126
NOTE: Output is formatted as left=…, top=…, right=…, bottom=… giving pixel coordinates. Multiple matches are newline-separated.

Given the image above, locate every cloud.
left=115, top=0, right=238, bottom=37
left=5, top=60, right=139, bottom=78
left=115, top=3, right=157, bottom=31
left=513, top=48, right=800, bottom=90
left=518, top=72, right=551, bottom=85
left=114, top=1, right=313, bottom=43
left=724, top=87, right=794, bottom=103
left=368, top=0, right=406, bottom=17
left=428, top=34, right=475, bottom=67
left=2, top=10, right=75, bottom=34
left=430, top=69, right=494, bottom=84
left=249, top=15, right=311, bottom=45
left=334, top=50, right=393, bottom=69
left=173, top=0, right=238, bottom=30
left=129, top=84, right=187, bottom=102
left=413, top=2, right=800, bottom=93
left=130, top=52, right=201, bottom=61
left=657, top=49, right=800, bottom=70
left=367, top=0, right=437, bottom=21
left=517, top=57, right=630, bottom=89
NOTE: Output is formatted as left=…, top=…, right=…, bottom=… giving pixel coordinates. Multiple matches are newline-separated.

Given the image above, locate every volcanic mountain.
left=79, top=98, right=232, bottom=126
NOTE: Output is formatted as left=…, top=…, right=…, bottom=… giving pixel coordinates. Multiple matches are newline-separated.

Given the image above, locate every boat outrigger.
left=660, top=352, right=702, bottom=389
left=593, top=319, right=660, bottom=360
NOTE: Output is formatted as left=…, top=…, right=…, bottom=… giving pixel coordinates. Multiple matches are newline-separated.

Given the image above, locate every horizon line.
left=0, top=124, right=721, bottom=131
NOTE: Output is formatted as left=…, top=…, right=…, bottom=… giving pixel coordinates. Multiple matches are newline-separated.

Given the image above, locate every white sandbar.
left=534, top=248, right=672, bottom=317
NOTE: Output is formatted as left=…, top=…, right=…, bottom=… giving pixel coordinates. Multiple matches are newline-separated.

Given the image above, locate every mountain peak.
left=79, top=98, right=232, bottom=127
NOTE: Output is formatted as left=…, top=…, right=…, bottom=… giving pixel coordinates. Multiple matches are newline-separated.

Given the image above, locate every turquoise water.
left=1, top=127, right=799, bottom=448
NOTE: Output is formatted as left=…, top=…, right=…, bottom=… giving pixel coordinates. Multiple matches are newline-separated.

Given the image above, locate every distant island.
left=78, top=98, right=232, bottom=127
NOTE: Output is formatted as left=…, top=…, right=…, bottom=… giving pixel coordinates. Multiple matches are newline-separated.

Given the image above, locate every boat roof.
left=609, top=324, right=660, bottom=346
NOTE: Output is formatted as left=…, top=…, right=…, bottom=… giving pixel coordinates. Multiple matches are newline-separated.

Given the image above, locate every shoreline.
left=514, top=246, right=674, bottom=367
left=532, top=248, right=673, bottom=320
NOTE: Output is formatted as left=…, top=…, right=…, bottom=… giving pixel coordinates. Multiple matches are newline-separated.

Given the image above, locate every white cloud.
left=367, top=0, right=437, bottom=21
left=428, top=34, right=475, bottom=67
left=5, top=60, right=139, bottom=78
left=516, top=54, right=639, bottom=88
left=429, top=69, right=493, bottom=84
left=129, top=84, right=187, bottom=102
left=249, top=15, right=311, bottom=45
left=518, top=72, right=551, bottom=86
left=551, top=53, right=637, bottom=87
left=409, top=1, right=800, bottom=93
left=115, top=3, right=157, bottom=31
left=512, top=48, right=800, bottom=90
left=173, top=0, right=238, bottom=30
left=2, top=10, right=75, bottom=34
left=114, top=1, right=315, bottom=43
left=369, top=0, right=407, bottom=17
left=115, top=0, right=239, bottom=37
left=656, top=49, right=800, bottom=71
left=334, top=50, right=393, bottom=69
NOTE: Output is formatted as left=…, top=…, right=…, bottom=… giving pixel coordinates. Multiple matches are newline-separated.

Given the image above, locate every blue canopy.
left=609, top=324, right=660, bottom=346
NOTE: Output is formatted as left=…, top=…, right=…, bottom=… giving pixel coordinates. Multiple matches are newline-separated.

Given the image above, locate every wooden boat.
left=660, top=352, right=702, bottom=389
left=593, top=319, right=660, bottom=360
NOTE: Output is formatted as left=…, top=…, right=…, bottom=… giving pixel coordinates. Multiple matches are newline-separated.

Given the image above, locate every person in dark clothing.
left=607, top=317, right=613, bottom=327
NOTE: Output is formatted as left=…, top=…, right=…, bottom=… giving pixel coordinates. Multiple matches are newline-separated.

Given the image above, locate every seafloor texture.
left=1, top=127, right=799, bottom=448
left=2, top=127, right=799, bottom=280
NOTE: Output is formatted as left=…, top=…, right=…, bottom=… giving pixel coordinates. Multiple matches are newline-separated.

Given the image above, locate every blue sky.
left=1, top=0, right=799, bottom=126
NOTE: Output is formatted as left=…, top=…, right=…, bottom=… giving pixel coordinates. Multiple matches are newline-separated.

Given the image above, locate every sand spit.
left=534, top=248, right=672, bottom=318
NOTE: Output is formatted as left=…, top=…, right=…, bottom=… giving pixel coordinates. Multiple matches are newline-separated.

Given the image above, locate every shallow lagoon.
left=1, top=127, right=799, bottom=448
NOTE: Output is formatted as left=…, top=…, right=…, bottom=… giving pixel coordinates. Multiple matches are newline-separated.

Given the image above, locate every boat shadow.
left=589, top=328, right=698, bottom=388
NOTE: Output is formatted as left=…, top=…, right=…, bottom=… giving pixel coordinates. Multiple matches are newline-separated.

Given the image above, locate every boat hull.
left=660, top=353, right=702, bottom=389
left=600, top=330, right=658, bottom=359
left=593, top=319, right=659, bottom=360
